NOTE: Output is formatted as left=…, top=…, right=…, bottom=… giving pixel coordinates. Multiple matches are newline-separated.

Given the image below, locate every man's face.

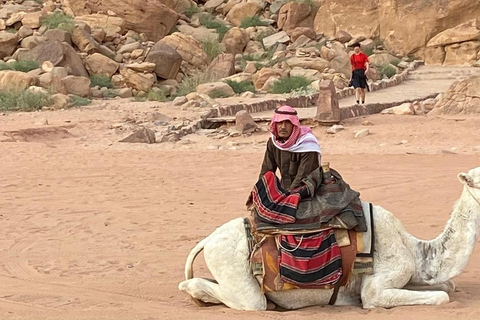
left=276, top=120, right=294, bottom=139
left=354, top=46, right=361, bottom=53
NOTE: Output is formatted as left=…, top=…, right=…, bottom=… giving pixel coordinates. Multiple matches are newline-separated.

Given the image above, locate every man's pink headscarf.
left=269, top=105, right=312, bottom=148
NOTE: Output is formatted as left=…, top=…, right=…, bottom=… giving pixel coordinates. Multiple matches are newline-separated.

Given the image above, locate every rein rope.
left=466, top=185, right=480, bottom=207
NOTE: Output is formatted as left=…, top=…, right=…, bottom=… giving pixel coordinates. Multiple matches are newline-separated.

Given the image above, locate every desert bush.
left=202, top=38, right=223, bottom=61
left=272, top=76, right=311, bottom=94
left=0, top=90, right=52, bottom=112
left=90, top=74, right=113, bottom=89
left=0, top=60, right=39, bottom=72
left=224, top=80, right=255, bottom=94
left=70, top=95, right=91, bottom=107
left=176, top=72, right=218, bottom=97
left=209, top=90, right=230, bottom=99
left=380, top=64, right=397, bottom=78
left=390, top=58, right=401, bottom=67
left=199, top=15, right=230, bottom=41
left=184, top=6, right=200, bottom=18
left=41, top=12, right=75, bottom=33
left=12, top=60, right=40, bottom=72
left=239, top=15, right=270, bottom=29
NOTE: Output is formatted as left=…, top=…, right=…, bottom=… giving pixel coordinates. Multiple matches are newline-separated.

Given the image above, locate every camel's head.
left=458, top=167, right=480, bottom=189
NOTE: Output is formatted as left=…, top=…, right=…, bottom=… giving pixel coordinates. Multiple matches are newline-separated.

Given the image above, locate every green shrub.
left=176, top=72, right=218, bottom=97
left=224, top=80, right=255, bottom=94
left=242, top=53, right=263, bottom=62
left=41, top=12, right=75, bottom=33
left=0, top=90, right=52, bottom=112
left=184, top=6, right=200, bottom=18
left=380, top=64, right=397, bottom=78
left=199, top=15, right=230, bottom=41
left=69, top=95, right=91, bottom=107
left=255, top=30, right=273, bottom=43
left=146, top=89, right=167, bottom=102
left=272, top=76, right=311, bottom=94
left=364, top=47, right=374, bottom=56
left=209, top=90, right=230, bottom=99
left=390, top=58, right=401, bottom=67
left=254, top=62, right=264, bottom=70
left=11, top=60, right=40, bottom=72
left=90, top=74, right=113, bottom=89
left=202, top=38, right=223, bottom=61
left=103, top=89, right=118, bottom=99
left=0, top=60, right=39, bottom=72
left=5, top=28, right=17, bottom=34
left=0, top=63, right=12, bottom=71
left=133, top=89, right=167, bottom=102
left=239, top=15, right=270, bottom=29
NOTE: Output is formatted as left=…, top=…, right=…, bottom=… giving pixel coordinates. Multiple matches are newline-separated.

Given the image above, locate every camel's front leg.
left=404, top=280, right=456, bottom=294
left=361, top=274, right=450, bottom=308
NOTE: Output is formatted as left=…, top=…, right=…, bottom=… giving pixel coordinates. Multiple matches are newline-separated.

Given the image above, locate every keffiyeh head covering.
left=269, top=106, right=312, bottom=148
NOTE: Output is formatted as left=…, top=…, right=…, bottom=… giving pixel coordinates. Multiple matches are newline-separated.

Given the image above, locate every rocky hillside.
left=0, top=0, right=479, bottom=110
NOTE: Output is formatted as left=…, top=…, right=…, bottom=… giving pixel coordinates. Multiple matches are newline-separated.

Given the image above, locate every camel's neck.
left=413, top=187, right=480, bottom=284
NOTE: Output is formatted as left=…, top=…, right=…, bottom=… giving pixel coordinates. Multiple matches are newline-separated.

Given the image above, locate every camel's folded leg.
left=361, top=274, right=450, bottom=308
left=179, top=277, right=266, bottom=311
left=404, top=280, right=456, bottom=294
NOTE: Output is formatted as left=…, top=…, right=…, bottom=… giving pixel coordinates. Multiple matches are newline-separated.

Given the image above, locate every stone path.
left=212, top=65, right=480, bottom=122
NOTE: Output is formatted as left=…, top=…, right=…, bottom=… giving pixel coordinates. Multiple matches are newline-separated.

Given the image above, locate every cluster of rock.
left=429, top=75, right=480, bottom=115
left=0, top=0, right=411, bottom=107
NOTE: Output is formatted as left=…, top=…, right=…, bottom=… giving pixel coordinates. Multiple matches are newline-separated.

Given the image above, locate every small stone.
left=119, top=127, right=156, bottom=143
left=354, top=129, right=369, bottom=139
left=235, top=110, right=257, bottom=134
left=173, top=96, right=187, bottom=106
left=401, top=140, right=409, bottom=144
left=362, top=120, right=374, bottom=126
left=326, top=124, right=344, bottom=134
left=473, top=145, right=480, bottom=151
left=35, top=118, right=49, bottom=125
left=207, top=145, right=220, bottom=150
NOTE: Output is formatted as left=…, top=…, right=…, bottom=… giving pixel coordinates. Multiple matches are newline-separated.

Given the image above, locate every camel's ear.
left=458, top=172, right=474, bottom=187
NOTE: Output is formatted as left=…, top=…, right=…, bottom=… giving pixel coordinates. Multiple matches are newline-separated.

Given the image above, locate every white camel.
left=179, top=166, right=480, bottom=310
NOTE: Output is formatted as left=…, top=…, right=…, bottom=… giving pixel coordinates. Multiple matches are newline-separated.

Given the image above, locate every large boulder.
left=432, top=75, right=480, bottom=115
left=285, top=57, right=329, bottom=72
left=21, top=11, right=46, bottom=29
left=222, top=27, right=249, bottom=55
left=61, top=75, right=91, bottom=96
left=0, top=31, right=18, bottom=59
left=226, top=2, right=261, bottom=27
left=427, top=19, right=480, bottom=47
left=120, top=68, right=156, bottom=91
left=158, top=33, right=209, bottom=69
left=0, top=71, right=36, bottom=91
left=444, top=41, right=480, bottom=65
left=61, top=0, right=179, bottom=41
left=59, top=43, right=89, bottom=77
left=29, top=40, right=65, bottom=66
left=196, top=82, right=235, bottom=97
left=72, top=28, right=99, bottom=54
left=85, top=53, right=119, bottom=77
left=145, top=42, right=182, bottom=79
left=206, top=53, right=235, bottom=79
left=277, top=2, right=311, bottom=31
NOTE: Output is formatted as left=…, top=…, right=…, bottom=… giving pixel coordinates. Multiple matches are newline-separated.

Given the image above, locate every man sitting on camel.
left=259, top=105, right=322, bottom=191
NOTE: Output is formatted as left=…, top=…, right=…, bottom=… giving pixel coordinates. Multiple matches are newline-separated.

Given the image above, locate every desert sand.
left=1, top=100, right=480, bottom=320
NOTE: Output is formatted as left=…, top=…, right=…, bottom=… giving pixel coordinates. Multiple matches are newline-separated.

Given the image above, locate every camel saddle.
left=244, top=202, right=375, bottom=302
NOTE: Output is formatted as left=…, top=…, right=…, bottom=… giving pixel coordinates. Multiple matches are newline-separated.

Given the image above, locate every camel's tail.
left=185, top=237, right=209, bottom=280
